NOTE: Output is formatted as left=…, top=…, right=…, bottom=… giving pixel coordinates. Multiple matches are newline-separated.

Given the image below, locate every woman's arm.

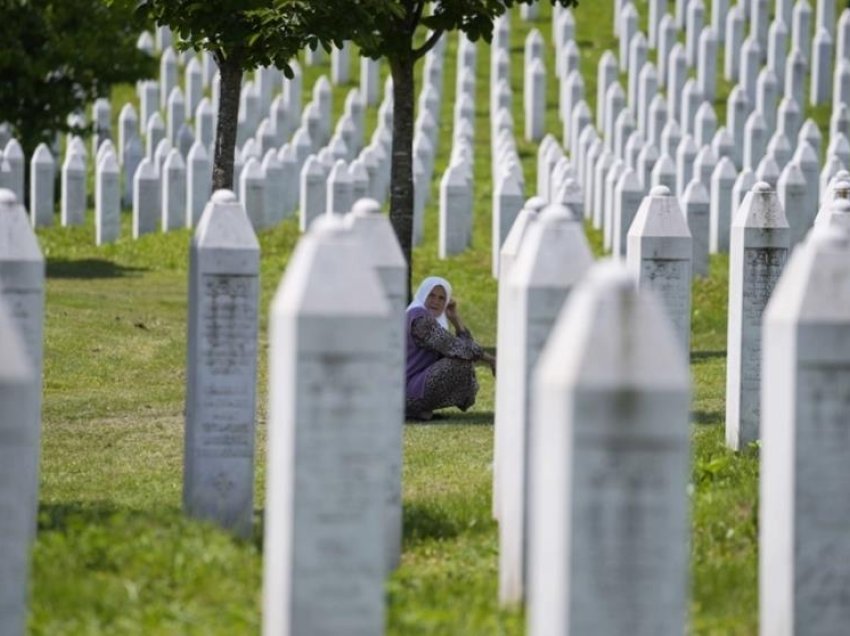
left=410, top=311, right=484, bottom=360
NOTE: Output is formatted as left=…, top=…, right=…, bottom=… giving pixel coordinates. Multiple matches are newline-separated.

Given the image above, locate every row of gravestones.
left=487, top=175, right=850, bottom=633
left=0, top=186, right=408, bottom=635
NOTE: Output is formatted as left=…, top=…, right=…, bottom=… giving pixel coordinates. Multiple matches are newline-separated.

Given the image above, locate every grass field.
left=25, top=0, right=833, bottom=633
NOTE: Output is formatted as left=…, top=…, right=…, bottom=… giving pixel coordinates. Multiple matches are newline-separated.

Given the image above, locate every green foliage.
left=0, top=0, right=154, bottom=154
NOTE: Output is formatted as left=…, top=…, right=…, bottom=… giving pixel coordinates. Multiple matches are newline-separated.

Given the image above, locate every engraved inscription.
left=740, top=248, right=786, bottom=422
left=795, top=365, right=850, bottom=625
left=640, top=259, right=689, bottom=347
left=197, top=274, right=257, bottom=459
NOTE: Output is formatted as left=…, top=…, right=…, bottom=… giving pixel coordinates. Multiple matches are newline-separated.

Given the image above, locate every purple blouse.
left=405, top=306, right=484, bottom=400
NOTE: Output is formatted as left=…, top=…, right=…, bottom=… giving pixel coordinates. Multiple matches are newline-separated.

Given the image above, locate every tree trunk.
left=389, top=52, right=416, bottom=301
left=211, top=56, right=242, bottom=192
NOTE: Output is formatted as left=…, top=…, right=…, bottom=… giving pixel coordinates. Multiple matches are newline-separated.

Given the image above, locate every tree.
left=264, top=0, right=577, bottom=297
left=135, top=0, right=348, bottom=191
left=0, top=0, right=154, bottom=156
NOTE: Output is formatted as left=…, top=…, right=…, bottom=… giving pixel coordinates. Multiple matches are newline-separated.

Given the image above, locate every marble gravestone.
left=240, top=157, right=266, bottom=231
left=263, top=215, right=390, bottom=636
left=726, top=182, right=790, bottom=450
left=760, top=222, right=850, bottom=636
left=184, top=190, right=260, bottom=539
left=627, top=185, right=694, bottom=357
left=439, top=161, right=472, bottom=258
left=0, top=187, right=45, bottom=532
left=493, top=197, right=546, bottom=522
left=492, top=170, right=525, bottom=278
left=61, top=152, right=86, bottom=227
left=162, top=149, right=187, bottom=232
left=682, top=179, right=711, bottom=277
left=345, top=198, right=407, bottom=573
left=299, top=155, right=326, bottom=232
left=30, top=144, right=55, bottom=228
left=187, top=142, right=212, bottom=228
left=499, top=203, right=593, bottom=607
left=710, top=156, right=738, bottom=253
left=0, top=298, right=39, bottom=636
left=527, top=261, right=690, bottom=636
left=133, top=157, right=160, bottom=238
left=95, top=152, right=120, bottom=245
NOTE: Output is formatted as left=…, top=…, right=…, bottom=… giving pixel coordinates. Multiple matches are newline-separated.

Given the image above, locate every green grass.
left=27, top=1, right=835, bottom=634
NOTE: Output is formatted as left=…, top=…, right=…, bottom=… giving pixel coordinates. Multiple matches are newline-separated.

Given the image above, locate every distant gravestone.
left=612, top=168, right=644, bottom=258
left=493, top=170, right=526, bottom=277
left=527, top=261, right=690, bottom=636
left=61, top=152, right=86, bottom=227
left=195, top=98, right=215, bottom=151
left=239, top=156, right=265, bottom=230
left=95, top=152, right=120, bottom=245
left=133, top=157, right=160, bottom=238
left=4, top=139, right=24, bottom=203
left=810, top=27, right=833, bottom=105
left=187, top=141, right=212, bottom=228
left=160, top=47, right=178, bottom=110
left=525, top=58, right=546, bottom=142
left=185, top=57, right=203, bottom=116
left=0, top=297, right=38, bottom=636
left=726, top=182, right=790, bottom=450
left=263, top=215, right=389, bottom=636
left=118, top=103, right=138, bottom=166
left=725, top=7, right=744, bottom=80
left=261, top=150, right=284, bottom=227
left=345, top=198, right=406, bottom=572
left=30, top=144, right=55, bottom=228
left=299, top=155, right=326, bottom=232
left=743, top=111, right=768, bottom=171
left=161, top=149, right=187, bottom=231
left=710, top=156, right=738, bottom=253
left=123, top=136, right=144, bottom=208
left=439, top=161, right=472, bottom=258
left=326, top=159, right=352, bottom=217
left=499, top=203, right=592, bottom=606
left=185, top=189, right=259, bottom=539
left=146, top=112, right=166, bottom=160
left=628, top=185, right=693, bottom=355
left=760, top=223, right=850, bottom=636
left=682, top=179, right=711, bottom=276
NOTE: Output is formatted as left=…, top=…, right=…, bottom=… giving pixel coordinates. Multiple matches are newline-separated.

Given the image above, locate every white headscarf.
left=407, top=276, right=453, bottom=329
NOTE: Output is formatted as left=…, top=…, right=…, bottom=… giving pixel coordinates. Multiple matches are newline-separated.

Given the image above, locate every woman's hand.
left=445, top=298, right=459, bottom=325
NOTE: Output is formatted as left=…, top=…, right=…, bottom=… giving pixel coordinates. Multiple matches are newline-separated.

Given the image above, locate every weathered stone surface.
left=263, top=215, right=390, bottom=636
left=527, top=261, right=690, bottom=636
left=726, top=182, right=790, bottom=450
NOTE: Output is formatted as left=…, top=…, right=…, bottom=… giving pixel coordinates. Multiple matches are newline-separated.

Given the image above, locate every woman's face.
left=425, top=285, right=447, bottom=317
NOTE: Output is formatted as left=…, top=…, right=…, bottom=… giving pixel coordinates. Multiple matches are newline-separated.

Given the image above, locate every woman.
left=405, top=276, right=496, bottom=421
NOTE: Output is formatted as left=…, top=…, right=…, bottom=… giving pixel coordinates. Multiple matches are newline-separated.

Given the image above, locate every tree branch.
left=412, top=27, right=443, bottom=59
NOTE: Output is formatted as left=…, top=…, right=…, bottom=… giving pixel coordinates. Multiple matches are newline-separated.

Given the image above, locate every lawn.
left=26, top=0, right=831, bottom=633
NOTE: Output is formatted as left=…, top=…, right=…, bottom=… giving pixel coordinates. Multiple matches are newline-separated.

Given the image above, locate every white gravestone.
left=187, top=141, right=212, bottom=228
left=239, top=156, right=265, bottom=231
left=499, top=203, right=593, bottom=606
left=777, top=160, right=809, bottom=245
left=118, top=103, right=138, bottom=165
left=493, top=170, right=525, bottom=278
left=263, top=215, right=390, bottom=636
left=95, top=152, right=120, bottom=245
left=710, top=156, right=738, bottom=253
left=261, top=150, right=285, bottom=227
left=439, top=161, right=472, bottom=258
left=493, top=197, right=546, bottom=521
left=123, top=136, right=144, bottom=208
left=299, top=155, right=326, bottom=232
left=682, top=179, right=711, bottom=276
left=527, top=261, right=691, bottom=636
left=61, top=152, right=86, bottom=227
left=726, top=182, right=791, bottom=450
left=133, top=157, right=160, bottom=238
left=326, top=159, right=352, bottom=217
left=166, top=87, right=186, bottom=147
left=30, top=144, right=55, bottom=228
left=525, top=58, right=547, bottom=142
left=185, top=189, right=259, bottom=539
left=760, top=223, right=850, bottom=636
left=612, top=168, right=644, bottom=258
left=628, top=185, right=693, bottom=355
left=162, top=149, right=187, bottom=232
left=345, top=199, right=407, bottom=572
left=0, top=298, right=38, bottom=636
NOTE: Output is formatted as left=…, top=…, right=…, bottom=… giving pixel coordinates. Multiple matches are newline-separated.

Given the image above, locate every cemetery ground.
left=30, top=0, right=836, bottom=632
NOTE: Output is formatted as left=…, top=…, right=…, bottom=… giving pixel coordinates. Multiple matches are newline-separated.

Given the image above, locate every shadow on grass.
left=37, top=500, right=182, bottom=533
left=692, top=410, right=723, bottom=426
left=402, top=501, right=462, bottom=545
left=47, top=258, right=149, bottom=279
left=691, top=350, right=726, bottom=363
left=406, top=411, right=494, bottom=426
